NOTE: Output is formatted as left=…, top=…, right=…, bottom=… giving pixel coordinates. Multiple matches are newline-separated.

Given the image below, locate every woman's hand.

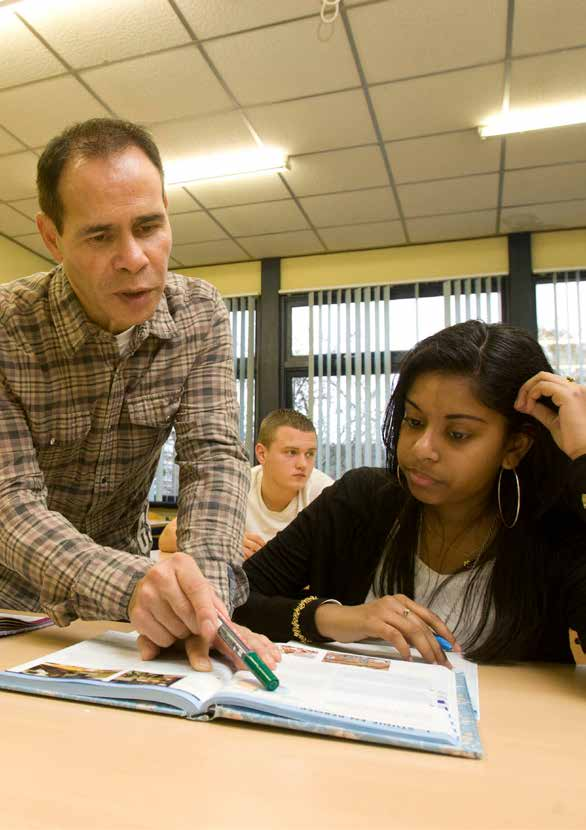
left=314, top=595, right=460, bottom=667
left=514, top=372, right=586, bottom=460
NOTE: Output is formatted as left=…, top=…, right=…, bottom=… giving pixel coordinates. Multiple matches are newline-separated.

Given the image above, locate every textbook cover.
left=0, top=630, right=482, bottom=759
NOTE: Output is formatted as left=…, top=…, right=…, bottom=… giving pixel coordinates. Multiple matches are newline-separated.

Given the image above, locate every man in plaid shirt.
left=0, top=119, right=278, bottom=672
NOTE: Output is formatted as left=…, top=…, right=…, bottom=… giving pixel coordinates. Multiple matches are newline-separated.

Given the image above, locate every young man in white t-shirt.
left=244, top=409, right=334, bottom=558
left=159, top=410, right=333, bottom=558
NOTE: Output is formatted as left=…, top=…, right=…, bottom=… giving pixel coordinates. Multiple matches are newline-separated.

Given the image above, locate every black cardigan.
left=234, top=459, right=586, bottom=663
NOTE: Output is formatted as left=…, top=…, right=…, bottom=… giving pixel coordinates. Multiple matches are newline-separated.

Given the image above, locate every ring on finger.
left=566, top=376, right=576, bottom=383
left=402, top=607, right=410, bottom=617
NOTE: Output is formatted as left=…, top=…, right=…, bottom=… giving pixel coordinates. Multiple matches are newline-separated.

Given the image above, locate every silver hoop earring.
left=396, top=465, right=404, bottom=488
left=497, top=467, right=521, bottom=528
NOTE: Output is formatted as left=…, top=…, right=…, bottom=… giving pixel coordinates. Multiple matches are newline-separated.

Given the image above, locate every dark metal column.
left=503, top=232, right=537, bottom=337
left=256, top=258, right=281, bottom=428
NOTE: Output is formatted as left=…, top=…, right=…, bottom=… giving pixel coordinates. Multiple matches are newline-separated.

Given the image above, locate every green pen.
left=216, top=615, right=279, bottom=692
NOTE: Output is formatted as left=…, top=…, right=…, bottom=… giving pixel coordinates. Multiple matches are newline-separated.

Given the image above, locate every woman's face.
left=397, top=371, right=521, bottom=514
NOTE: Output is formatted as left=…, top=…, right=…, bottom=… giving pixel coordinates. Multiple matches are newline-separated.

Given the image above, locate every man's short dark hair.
left=257, top=409, right=316, bottom=448
left=37, top=118, right=165, bottom=234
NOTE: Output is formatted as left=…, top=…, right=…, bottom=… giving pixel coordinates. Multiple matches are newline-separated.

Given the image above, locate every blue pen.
left=434, top=634, right=452, bottom=652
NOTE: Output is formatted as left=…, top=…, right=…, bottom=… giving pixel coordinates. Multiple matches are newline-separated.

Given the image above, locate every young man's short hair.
left=37, top=118, right=164, bottom=234
left=257, top=409, right=316, bottom=448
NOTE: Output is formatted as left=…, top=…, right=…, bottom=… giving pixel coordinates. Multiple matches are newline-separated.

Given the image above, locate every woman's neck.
left=419, top=500, right=498, bottom=574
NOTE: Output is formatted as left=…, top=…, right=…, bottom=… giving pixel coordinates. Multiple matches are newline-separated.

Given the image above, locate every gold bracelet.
left=291, top=595, right=318, bottom=644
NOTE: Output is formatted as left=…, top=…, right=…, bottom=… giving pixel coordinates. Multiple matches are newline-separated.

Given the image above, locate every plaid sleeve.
left=0, top=376, right=152, bottom=626
left=173, top=289, right=250, bottom=612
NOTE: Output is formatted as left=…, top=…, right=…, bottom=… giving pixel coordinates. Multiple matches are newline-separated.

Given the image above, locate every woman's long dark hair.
left=378, top=320, right=571, bottom=662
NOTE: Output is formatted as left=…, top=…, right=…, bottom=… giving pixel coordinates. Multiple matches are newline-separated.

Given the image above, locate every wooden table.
left=1, top=620, right=584, bottom=830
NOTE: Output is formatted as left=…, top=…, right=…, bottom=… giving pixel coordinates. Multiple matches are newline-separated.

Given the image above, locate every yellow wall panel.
left=532, top=228, right=586, bottom=273
left=176, top=261, right=261, bottom=296
left=281, top=236, right=509, bottom=292
left=0, top=236, right=52, bottom=284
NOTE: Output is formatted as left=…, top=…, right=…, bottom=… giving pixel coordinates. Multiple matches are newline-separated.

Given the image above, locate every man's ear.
left=502, top=430, right=534, bottom=470
left=255, top=442, right=267, bottom=465
left=36, top=213, right=63, bottom=263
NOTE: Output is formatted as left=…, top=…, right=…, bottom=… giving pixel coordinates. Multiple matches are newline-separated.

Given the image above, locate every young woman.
left=234, top=321, right=586, bottom=665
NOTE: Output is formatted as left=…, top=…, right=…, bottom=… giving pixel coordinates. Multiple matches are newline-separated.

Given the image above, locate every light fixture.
left=478, top=99, right=586, bottom=138
left=163, top=147, right=289, bottom=186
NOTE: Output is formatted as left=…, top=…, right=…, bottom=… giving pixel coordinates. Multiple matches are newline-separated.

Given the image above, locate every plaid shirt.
left=0, top=267, right=250, bottom=625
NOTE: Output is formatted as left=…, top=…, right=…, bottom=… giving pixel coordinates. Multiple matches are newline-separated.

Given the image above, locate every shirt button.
left=101, top=477, right=108, bottom=485
left=49, top=437, right=56, bottom=446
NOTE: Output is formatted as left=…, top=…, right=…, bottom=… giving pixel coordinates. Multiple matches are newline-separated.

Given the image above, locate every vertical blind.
left=305, top=277, right=503, bottom=479
left=149, top=294, right=257, bottom=503
left=536, top=270, right=585, bottom=383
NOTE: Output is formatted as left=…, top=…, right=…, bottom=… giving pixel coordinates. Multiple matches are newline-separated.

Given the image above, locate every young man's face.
left=256, top=426, right=317, bottom=494
left=37, top=145, right=172, bottom=334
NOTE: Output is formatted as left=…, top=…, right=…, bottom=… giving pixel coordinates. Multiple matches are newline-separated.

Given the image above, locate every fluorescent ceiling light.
left=163, top=147, right=288, bottom=186
left=479, top=100, right=586, bottom=138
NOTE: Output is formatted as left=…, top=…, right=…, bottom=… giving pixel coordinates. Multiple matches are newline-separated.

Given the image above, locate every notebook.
left=0, top=612, right=53, bottom=638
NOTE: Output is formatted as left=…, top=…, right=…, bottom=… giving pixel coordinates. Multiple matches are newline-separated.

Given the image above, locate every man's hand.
left=129, top=552, right=220, bottom=667
left=242, top=532, right=266, bottom=560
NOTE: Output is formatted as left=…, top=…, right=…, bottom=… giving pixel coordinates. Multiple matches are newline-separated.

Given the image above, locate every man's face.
left=37, top=145, right=172, bottom=334
left=256, top=426, right=317, bottom=494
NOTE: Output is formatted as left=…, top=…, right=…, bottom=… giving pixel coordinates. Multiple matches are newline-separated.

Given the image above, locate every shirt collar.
left=49, top=266, right=179, bottom=355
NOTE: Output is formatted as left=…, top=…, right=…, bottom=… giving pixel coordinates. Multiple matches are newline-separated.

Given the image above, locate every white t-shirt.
left=114, top=325, right=136, bottom=357
left=246, top=465, right=334, bottom=544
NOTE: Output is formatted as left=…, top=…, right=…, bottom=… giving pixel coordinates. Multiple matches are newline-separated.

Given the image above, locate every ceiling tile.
left=0, top=203, right=36, bottom=235
left=7, top=197, right=40, bottom=220
left=510, top=49, right=586, bottom=109
left=398, top=173, right=499, bottom=217
left=151, top=111, right=256, bottom=162
left=321, top=220, right=405, bottom=251
left=172, top=238, right=249, bottom=266
left=166, top=187, right=200, bottom=214
left=210, top=200, right=308, bottom=236
left=501, top=199, right=586, bottom=232
left=407, top=210, right=497, bottom=243
left=13, top=232, right=54, bottom=262
left=349, top=0, right=507, bottom=84
left=0, top=11, right=64, bottom=90
left=237, top=230, right=324, bottom=259
left=513, top=1, right=586, bottom=56
left=174, top=0, right=319, bottom=38
left=372, top=63, right=504, bottom=141
left=204, top=17, right=359, bottom=106
left=170, top=211, right=227, bottom=245
left=0, top=152, right=39, bottom=200
left=388, top=130, right=501, bottom=183
left=81, top=47, right=232, bottom=123
left=0, top=127, right=25, bottom=155
left=19, top=0, right=191, bottom=69
left=300, top=188, right=399, bottom=226
left=0, top=77, right=109, bottom=147
left=503, top=162, right=586, bottom=206
left=246, top=89, right=377, bottom=155
left=187, top=174, right=289, bottom=209
left=506, top=124, right=586, bottom=169
left=283, top=146, right=387, bottom=197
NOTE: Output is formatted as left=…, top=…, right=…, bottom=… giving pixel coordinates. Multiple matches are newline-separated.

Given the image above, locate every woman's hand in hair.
left=515, top=372, right=586, bottom=460
left=314, top=595, right=459, bottom=667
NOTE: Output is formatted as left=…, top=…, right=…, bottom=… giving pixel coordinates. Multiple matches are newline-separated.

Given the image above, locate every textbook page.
left=324, top=639, right=480, bottom=719
left=0, top=612, right=53, bottom=637
left=215, top=643, right=461, bottom=745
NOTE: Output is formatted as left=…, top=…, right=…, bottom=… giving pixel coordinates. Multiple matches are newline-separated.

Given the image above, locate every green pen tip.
left=244, top=652, right=279, bottom=692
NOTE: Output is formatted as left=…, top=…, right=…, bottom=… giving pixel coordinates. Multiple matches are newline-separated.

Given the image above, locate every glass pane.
left=537, top=276, right=586, bottom=382
left=292, top=373, right=399, bottom=478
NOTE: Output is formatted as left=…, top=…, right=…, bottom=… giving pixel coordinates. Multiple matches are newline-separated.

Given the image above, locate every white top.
left=115, top=325, right=136, bottom=357
left=366, top=557, right=494, bottom=646
left=246, top=464, right=334, bottom=544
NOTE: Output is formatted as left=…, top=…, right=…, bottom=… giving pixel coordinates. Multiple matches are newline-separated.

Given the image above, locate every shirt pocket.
left=34, top=409, right=92, bottom=475
left=125, top=395, right=181, bottom=457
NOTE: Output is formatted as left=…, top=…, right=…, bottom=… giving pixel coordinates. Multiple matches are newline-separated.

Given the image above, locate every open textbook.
left=0, top=613, right=53, bottom=638
left=0, top=630, right=482, bottom=758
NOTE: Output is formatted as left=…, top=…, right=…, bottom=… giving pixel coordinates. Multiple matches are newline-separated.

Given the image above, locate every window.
left=284, top=277, right=503, bottom=478
left=149, top=295, right=257, bottom=504
left=536, top=271, right=586, bottom=382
